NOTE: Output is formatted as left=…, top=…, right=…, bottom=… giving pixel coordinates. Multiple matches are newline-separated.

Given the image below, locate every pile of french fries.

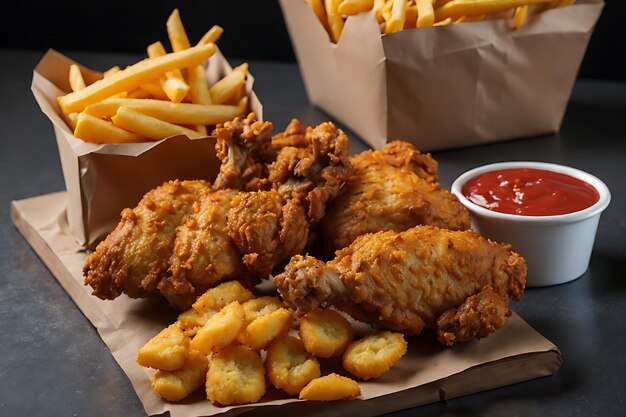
left=58, top=9, right=249, bottom=144
left=309, top=0, right=577, bottom=42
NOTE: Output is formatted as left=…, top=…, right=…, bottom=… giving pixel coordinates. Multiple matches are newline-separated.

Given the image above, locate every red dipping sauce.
left=462, top=168, right=600, bottom=216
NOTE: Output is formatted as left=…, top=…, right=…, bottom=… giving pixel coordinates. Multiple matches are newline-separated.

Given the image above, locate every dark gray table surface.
left=1, top=48, right=625, bottom=416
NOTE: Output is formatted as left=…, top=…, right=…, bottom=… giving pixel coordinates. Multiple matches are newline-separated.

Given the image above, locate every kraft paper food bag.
left=280, top=0, right=603, bottom=151
left=31, top=49, right=263, bottom=249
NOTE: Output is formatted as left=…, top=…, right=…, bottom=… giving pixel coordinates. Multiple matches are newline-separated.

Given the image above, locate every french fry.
left=338, top=0, right=375, bottom=15
left=165, top=9, right=212, bottom=134
left=434, top=17, right=453, bottom=25
left=416, top=0, right=435, bottom=27
left=551, top=0, right=575, bottom=7
left=325, top=0, right=345, bottom=42
left=74, top=113, right=145, bottom=144
left=69, top=64, right=86, bottom=92
left=103, top=66, right=121, bottom=78
left=386, top=0, right=408, bottom=33
left=198, top=25, right=224, bottom=46
left=513, top=5, right=528, bottom=28
left=455, top=14, right=486, bottom=22
left=404, top=5, right=418, bottom=28
left=85, top=97, right=247, bottom=126
left=111, top=106, right=204, bottom=140
left=188, top=65, right=212, bottom=105
left=126, top=88, right=151, bottom=99
left=66, top=113, right=79, bottom=131
left=147, top=41, right=189, bottom=103
left=138, top=81, right=170, bottom=101
left=167, top=9, right=191, bottom=52
left=374, top=0, right=387, bottom=22
left=435, top=0, right=552, bottom=21
left=58, top=43, right=216, bottom=114
left=209, top=63, right=248, bottom=105
left=308, top=0, right=332, bottom=33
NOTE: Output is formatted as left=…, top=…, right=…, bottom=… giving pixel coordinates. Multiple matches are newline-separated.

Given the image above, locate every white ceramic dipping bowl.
left=451, top=161, right=611, bottom=287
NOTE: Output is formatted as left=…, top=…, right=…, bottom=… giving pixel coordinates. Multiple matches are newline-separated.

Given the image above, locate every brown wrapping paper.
left=12, top=191, right=561, bottom=417
left=31, top=49, right=263, bottom=249
left=280, top=0, right=604, bottom=151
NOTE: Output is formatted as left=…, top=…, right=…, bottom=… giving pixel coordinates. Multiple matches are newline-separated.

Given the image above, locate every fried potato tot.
left=241, top=308, right=293, bottom=351
left=192, top=281, right=254, bottom=314
left=242, top=296, right=284, bottom=322
left=176, top=308, right=216, bottom=338
left=190, top=301, right=245, bottom=355
left=342, top=331, right=407, bottom=380
left=137, top=324, right=190, bottom=370
left=266, top=335, right=321, bottom=395
left=237, top=296, right=286, bottom=345
left=299, top=308, right=354, bottom=358
left=299, top=373, right=361, bottom=401
left=205, top=345, right=266, bottom=405
left=151, top=349, right=208, bottom=402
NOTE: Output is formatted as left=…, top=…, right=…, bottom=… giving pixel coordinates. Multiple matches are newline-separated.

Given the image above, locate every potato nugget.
left=299, top=373, right=361, bottom=401
left=137, top=324, right=189, bottom=371
left=342, top=331, right=407, bottom=380
left=192, top=281, right=254, bottom=314
left=241, top=308, right=293, bottom=351
left=299, top=309, right=354, bottom=358
left=190, top=301, right=244, bottom=355
left=151, top=349, right=208, bottom=402
left=176, top=308, right=215, bottom=338
left=242, top=296, right=284, bottom=323
left=205, top=345, right=265, bottom=405
left=266, top=335, right=321, bottom=395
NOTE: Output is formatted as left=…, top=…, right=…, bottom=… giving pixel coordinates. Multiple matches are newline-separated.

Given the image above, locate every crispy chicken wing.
left=320, top=141, right=470, bottom=254
left=269, top=120, right=352, bottom=222
left=221, top=118, right=352, bottom=276
left=213, top=113, right=274, bottom=191
left=84, top=180, right=209, bottom=300
left=274, top=225, right=526, bottom=344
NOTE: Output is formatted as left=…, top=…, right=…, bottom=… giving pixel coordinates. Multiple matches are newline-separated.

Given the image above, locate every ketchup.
left=462, top=168, right=599, bottom=216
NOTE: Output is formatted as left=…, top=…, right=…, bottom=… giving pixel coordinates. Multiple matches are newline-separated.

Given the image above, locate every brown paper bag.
left=280, top=0, right=604, bottom=151
left=31, top=49, right=263, bottom=249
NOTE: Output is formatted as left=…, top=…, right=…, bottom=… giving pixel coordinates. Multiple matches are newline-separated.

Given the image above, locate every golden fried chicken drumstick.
left=84, top=180, right=210, bottom=301
left=274, top=226, right=526, bottom=345
left=320, top=141, right=470, bottom=254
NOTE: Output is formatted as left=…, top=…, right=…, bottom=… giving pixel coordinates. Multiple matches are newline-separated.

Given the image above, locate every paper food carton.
left=280, top=0, right=603, bottom=150
left=31, top=49, right=262, bottom=249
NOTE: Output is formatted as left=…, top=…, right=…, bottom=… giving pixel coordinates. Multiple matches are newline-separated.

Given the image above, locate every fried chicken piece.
left=320, top=141, right=470, bottom=254
left=84, top=180, right=209, bottom=300
left=274, top=225, right=526, bottom=344
left=159, top=189, right=248, bottom=310
left=269, top=121, right=352, bottom=222
left=213, top=113, right=274, bottom=191
left=435, top=285, right=511, bottom=346
left=226, top=190, right=308, bottom=278
left=221, top=120, right=351, bottom=277
left=271, top=118, right=308, bottom=149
